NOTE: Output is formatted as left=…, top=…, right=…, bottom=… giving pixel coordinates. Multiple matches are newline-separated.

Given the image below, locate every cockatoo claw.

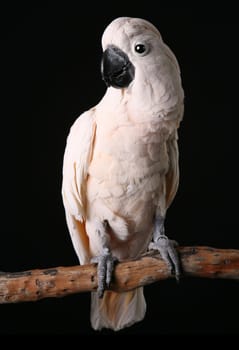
left=149, top=236, right=181, bottom=281
left=91, top=250, right=118, bottom=298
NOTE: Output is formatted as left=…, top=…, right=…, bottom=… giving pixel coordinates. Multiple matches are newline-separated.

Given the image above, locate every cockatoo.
left=62, top=17, right=184, bottom=331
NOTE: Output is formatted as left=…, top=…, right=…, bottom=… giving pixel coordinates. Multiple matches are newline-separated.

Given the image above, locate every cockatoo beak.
left=101, top=45, right=135, bottom=89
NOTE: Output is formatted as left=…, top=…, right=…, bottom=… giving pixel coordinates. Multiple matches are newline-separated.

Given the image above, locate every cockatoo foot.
left=91, top=249, right=118, bottom=298
left=149, top=235, right=181, bottom=281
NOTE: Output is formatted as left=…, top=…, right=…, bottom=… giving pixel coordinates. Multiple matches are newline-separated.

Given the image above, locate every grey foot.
left=149, top=235, right=181, bottom=281
left=91, top=248, right=117, bottom=298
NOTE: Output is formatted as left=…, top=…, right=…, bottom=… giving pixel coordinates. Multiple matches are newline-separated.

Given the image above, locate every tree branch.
left=0, top=246, right=239, bottom=304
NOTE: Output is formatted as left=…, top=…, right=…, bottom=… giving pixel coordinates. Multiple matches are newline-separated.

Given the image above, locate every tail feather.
left=91, top=288, right=146, bottom=331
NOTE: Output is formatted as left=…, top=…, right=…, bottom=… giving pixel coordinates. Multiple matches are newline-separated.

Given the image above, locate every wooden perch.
left=0, top=246, right=239, bottom=304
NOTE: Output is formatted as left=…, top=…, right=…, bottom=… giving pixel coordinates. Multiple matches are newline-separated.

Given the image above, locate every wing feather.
left=165, top=130, right=180, bottom=209
left=62, top=109, right=96, bottom=264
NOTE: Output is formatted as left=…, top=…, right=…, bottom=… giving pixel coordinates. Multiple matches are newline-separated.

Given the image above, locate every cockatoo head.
left=101, top=17, right=170, bottom=89
left=101, top=17, right=183, bottom=119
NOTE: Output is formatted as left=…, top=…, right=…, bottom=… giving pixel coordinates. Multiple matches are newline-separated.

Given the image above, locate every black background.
left=1, top=5, right=239, bottom=336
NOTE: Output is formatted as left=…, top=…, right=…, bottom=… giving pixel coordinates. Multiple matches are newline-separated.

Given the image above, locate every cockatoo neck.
left=99, top=87, right=129, bottom=113
left=101, top=82, right=163, bottom=116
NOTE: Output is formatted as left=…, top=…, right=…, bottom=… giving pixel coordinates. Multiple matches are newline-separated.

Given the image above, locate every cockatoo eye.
left=134, top=43, right=149, bottom=56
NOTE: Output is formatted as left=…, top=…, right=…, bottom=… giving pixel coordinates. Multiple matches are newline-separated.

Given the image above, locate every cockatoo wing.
left=165, top=129, right=180, bottom=209
left=62, top=110, right=96, bottom=264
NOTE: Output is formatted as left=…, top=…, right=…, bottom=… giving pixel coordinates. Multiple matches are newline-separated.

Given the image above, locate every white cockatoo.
left=62, top=17, right=184, bottom=331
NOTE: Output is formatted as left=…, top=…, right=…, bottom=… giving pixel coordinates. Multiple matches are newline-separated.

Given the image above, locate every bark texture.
left=0, top=246, right=238, bottom=303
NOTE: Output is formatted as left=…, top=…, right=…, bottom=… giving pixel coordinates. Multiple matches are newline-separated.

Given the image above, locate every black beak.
left=101, top=45, right=135, bottom=89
